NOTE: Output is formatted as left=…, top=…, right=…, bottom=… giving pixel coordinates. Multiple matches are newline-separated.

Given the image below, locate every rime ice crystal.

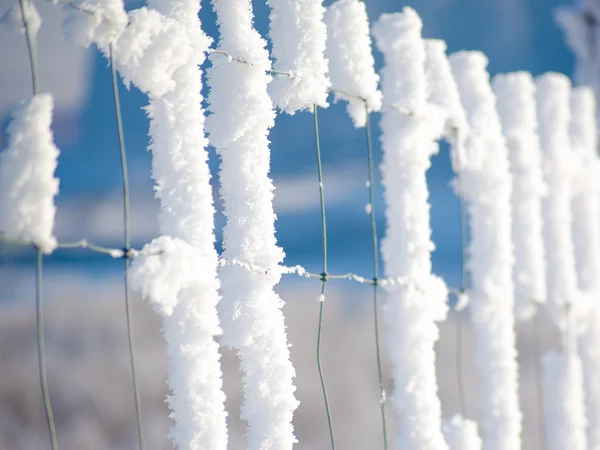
left=492, top=72, right=547, bottom=320
left=442, top=416, right=482, bottom=450
left=450, top=51, right=522, bottom=450
left=206, top=0, right=299, bottom=448
left=542, top=352, right=587, bottom=450
left=373, top=9, right=449, bottom=450
left=0, top=94, right=59, bottom=254
left=324, top=0, right=381, bottom=127
left=0, top=0, right=41, bottom=38
left=267, top=0, right=329, bottom=113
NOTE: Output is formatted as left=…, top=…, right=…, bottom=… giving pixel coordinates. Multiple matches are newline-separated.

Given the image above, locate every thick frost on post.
left=0, top=94, right=59, bottom=253
left=65, top=2, right=229, bottom=448
left=536, top=73, right=585, bottom=329
left=569, top=86, right=600, bottom=450
left=372, top=9, right=449, bottom=450
left=442, top=416, right=482, bottom=450
left=206, top=1, right=298, bottom=449
left=492, top=73, right=547, bottom=320
left=542, top=352, right=587, bottom=450
left=424, top=39, right=470, bottom=172
left=449, top=51, right=522, bottom=450
left=324, top=0, right=381, bottom=127
left=267, top=0, right=329, bottom=113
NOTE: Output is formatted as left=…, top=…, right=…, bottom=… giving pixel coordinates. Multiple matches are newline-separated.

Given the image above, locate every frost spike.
left=372, top=8, right=449, bottom=450
left=492, top=72, right=547, bottom=321
left=442, top=416, right=483, bottom=450
left=449, top=50, right=522, bottom=450
left=205, top=0, right=299, bottom=449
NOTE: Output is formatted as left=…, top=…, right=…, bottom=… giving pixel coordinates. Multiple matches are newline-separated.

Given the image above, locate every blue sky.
left=0, top=0, right=576, bottom=289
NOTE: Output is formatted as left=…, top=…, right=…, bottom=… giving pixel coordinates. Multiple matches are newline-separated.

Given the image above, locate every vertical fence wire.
left=313, top=105, right=335, bottom=450
left=313, top=104, right=336, bottom=450
left=17, top=0, right=59, bottom=448
left=109, top=44, right=145, bottom=450
left=364, top=104, right=388, bottom=450
left=453, top=138, right=468, bottom=419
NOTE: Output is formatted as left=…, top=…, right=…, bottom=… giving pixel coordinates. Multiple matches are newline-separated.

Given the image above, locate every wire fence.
left=0, top=1, right=558, bottom=450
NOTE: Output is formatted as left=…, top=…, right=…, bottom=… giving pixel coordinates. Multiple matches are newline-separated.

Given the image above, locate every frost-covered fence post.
left=449, top=51, right=522, bottom=450
left=372, top=9, right=449, bottom=450
left=324, top=0, right=381, bottom=126
left=492, top=72, right=547, bottom=320
left=569, top=86, right=600, bottom=450
left=541, top=352, right=587, bottom=450
left=205, top=1, right=298, bottom=449
left=65, top=0, right=230, bottom=447
left=536, top=73, right=588, bottom=450
left=267, top=0, right=329, bottom=113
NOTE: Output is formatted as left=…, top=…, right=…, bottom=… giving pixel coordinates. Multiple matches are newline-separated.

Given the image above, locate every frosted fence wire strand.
left=16, top=0, right=58, bottom=447
left=313, top=104, right=336, bottom=450
left=364, top=104, right=388, bottom=450
left=109, top=44, right=145, bottom=450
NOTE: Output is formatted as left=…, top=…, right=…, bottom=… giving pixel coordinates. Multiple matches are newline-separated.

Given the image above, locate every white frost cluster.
left=67, top=0, right=229, bottom=447
left=492, top=72, right=547, bottom=320
left=449, top=51, right=522, bottom=450
left=324, top=0, right=381, bottom=127
left=0, top=94, right=60, bottom=254
left=569, top=86, right=600, bottom=450
left=442, top=416, right=482, bottom=450
left=372, top=9, right=449, bottom=450
left=542, top=352, right=587, bottom=450
left=0, top=0, right=41, bottom=38
left=63, top=0, right=128, bottom=53
left=424, top=39, right=470, bottom=172
left=536, top=73, right=586, bottom=329
left=206, top=0, right=298, bottom=448
left=267, top=0, right=329, bottom=113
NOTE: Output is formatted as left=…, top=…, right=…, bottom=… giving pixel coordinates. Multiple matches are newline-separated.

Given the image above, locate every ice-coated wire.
left=313, top=104, right=336, bottom=450
left=109, top=43, right=145, bottom=450
left=364, top=104, right=388, bottom=450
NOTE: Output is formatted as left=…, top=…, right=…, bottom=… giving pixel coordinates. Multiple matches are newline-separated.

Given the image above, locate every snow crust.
left=536, top=73, right=587, bottom=330
left=324, top=0, right=381, bottom=127
left=373, top=8, right=449, bottom=450
left=449, top=51, right=522, bottom=450
left=442, top=416, right=482, bottom=450
left=542, top=352, right=587, bottom=450
left=206, top=0, right=299, bottom=448
left=267, top=0, right=329, bottom=113
left=492, top=72, right=547, bottom=320
left=0, top=94, right=60, bottom=253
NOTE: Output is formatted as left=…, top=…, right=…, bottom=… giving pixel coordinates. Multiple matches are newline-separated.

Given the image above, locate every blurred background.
left=0, top=0, right=575, bottom=448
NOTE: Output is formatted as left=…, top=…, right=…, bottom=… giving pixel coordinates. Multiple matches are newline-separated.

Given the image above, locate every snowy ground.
left=0, top=271, right=560, bottom=449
